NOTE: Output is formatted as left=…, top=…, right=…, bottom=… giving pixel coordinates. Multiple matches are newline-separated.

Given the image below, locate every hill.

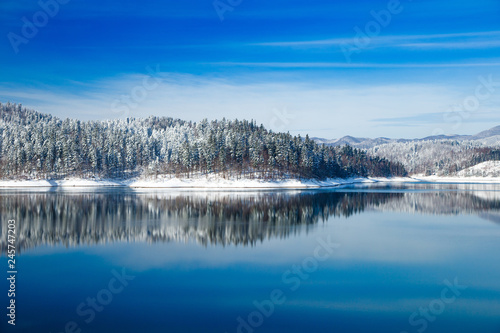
left=315, top=126, right=500, bottom=149
left=456, top=161, right=500, bottom=178
left=314, top=124, right=500, bottom=177
left=0, top=102, right=406, bottom=181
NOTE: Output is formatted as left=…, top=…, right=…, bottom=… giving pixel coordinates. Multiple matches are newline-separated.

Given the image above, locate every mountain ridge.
left=313, top=125, right=500, bottom=149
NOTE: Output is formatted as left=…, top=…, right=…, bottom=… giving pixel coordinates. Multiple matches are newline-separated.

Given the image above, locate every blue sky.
left=0, top=0, right=499, bottom=138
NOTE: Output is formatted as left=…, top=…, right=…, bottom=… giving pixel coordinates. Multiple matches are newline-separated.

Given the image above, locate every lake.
left=1, top=183, right=500, bottom=333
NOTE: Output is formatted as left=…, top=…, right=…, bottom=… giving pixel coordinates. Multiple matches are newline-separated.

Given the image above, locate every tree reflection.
left=1, top=187, right=500, bottom=253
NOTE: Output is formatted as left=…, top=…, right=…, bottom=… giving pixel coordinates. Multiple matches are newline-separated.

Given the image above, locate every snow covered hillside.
left=0, top=102, right=405, bottom=181
left=456, top=161, right=500, bottom=178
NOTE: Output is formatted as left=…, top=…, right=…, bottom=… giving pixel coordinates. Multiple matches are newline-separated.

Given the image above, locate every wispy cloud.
left=374, top=111, right=500, bottom=126
left=399, top=40, right=500, bottom=50
left=256, top=31, right=500, bottom=50
left=255, top=38, right=352, bottom=47
left=211, top=61, right=500, bottom=68
left=0, top=73, right=465, bottom=139
left=373, top=112, right=446, bottom=124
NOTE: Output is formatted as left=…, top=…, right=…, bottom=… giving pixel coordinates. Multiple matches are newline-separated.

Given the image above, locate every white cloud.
left=0, top=72, right=491, bottom=138
left=399, top=40, right=500, bottom=50
left=255, top=31, right=500, bottom=50
left=211, top=62, right=500, bottom=68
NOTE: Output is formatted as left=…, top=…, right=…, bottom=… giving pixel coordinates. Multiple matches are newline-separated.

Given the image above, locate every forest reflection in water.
left=2, top=183, right=500, bottom=253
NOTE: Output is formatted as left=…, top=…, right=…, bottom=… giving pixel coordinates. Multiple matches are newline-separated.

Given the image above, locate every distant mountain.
left=419, top=134, right=470, bottom=141
left=312, top=136, right=400, bottom=148
left=471, top=125, right=500, bottom=140
left=314, top=125, right=500, bottom=149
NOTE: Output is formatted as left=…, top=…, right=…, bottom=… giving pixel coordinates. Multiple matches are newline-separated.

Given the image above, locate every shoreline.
left=0, top=176, right=500, bottom=189
left=0, top=177, right=386, bottom=189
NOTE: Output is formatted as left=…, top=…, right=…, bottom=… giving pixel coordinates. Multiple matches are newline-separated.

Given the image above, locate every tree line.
left=368, top=140, right=500, bottom=176
left=0, top=103, right=406, bottom=180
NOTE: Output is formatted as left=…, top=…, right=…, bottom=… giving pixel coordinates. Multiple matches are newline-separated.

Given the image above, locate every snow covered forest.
left=368, top=140, right=500, bottom=176
left=0, top=103, right=406, bottom=180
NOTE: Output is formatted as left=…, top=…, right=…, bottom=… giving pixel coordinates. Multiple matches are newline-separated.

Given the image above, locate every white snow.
left=409, top=161, right=500, bottom=183
left=455, top=161, right=500, bottom=178
left=0, top=175, right=412, bottom=189
left=410, top=176, right=500, bottom=183
left=3, top=163, right=500, bottom=188
left=0, top=178, right=124, bottom=187
left=411, top=161, right=500, bottom=183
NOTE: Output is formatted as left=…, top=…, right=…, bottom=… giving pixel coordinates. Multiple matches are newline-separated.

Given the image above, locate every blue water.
left=1, top=184, right=500, bottom=333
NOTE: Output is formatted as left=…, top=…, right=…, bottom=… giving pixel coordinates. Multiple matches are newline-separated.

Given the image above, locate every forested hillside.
left=0, top=103, right=406, bottom=180
left=368, top=140, right=500, bottom=176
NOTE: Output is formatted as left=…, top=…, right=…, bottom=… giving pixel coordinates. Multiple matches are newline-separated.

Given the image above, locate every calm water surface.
left=1, top=183, right=500, bottom=333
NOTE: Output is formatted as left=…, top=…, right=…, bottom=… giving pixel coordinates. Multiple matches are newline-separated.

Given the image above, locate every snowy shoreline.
left=0, top=176, right=409, bottom=189
left=409, top=176, right=500, bottom=184
left=0, top=175, right=500, bottom=189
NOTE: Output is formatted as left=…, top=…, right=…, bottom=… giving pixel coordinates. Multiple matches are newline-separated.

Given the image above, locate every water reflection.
left=2, top=184, right=500, bottom=253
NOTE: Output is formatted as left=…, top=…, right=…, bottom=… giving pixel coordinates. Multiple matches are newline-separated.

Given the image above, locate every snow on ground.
left=0, top=178, right=123, bottom=187
left=412, top=161, right=500, bottom=183
left=126, top=176, right=412, bottom=188
left=0, top=175, right=412, bottom=189
left=2, top=166, right=500, bottom=188
left=411, top=175, right=500, bottom=183
left=456, top=161, right=500, bottom=178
